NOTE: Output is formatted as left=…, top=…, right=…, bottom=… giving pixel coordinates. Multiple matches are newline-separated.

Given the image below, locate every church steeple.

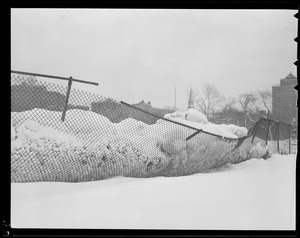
left=188, top=86, right=194, bottom=109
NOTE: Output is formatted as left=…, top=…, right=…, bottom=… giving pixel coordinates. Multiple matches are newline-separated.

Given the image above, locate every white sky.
left=11, top=9, right=297, bottom=110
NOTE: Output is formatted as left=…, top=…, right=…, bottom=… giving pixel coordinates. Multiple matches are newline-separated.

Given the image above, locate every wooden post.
left=61, top=77, right=73, bottom=122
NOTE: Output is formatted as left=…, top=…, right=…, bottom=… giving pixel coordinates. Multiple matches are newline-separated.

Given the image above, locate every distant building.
left=133, top=99, right=152, bottom=110
left=132, top=100, right=176, bottom=118
left=272, top=72, right=297, bottom=124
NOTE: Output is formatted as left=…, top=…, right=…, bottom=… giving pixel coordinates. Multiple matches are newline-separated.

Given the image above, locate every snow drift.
left=11, top=154, right=296, bottom=230
left=164, top=109, right=248, bottom=138
left=11, top=108, right=268, bottom=182
left=165, top=108, right=209, bottom=124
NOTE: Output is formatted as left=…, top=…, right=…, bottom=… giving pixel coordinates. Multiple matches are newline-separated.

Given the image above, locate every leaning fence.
left=11, top=71, right=283, bottom=183
left=248, top=117, right=297, bottom=155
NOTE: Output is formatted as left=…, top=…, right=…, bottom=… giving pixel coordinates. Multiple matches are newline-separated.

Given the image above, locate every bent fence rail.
left=10, top=71, right=289, bottom=183
left=248, top=117, right=297, bottom=154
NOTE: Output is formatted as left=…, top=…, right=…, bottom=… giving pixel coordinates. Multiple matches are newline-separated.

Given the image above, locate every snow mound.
left=11, top=115, right=170, bottom=182
left=113, top=118, right=148, bottom=136
left=219, top=124, right=248, bottom=137
left=185, top=108, right=209, bottom=124
left=11, top=108, right=70, bottom=133
left=164, top=108, right=208, bottom=124
left=64, top=109, right=115, bottom=134
left=160, top=128, right=188, bottom=154
left=12, top=119, right=81, bottom=151
left=163, top=108, right=248, bottom=139
left=164, top=111, right=185, bottom=120
left=11, top=108, right=258, bottom=183
left=167, top=117, right=238, bottom=139
left=249, top=143, right=271, bottom=159
left=11, top=124, right=16, bottom=141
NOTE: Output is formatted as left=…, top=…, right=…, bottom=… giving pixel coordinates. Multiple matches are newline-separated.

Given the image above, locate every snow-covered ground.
left=10, top=107, right=296, bottom=229
left=11, top=153, right=296, bottom=230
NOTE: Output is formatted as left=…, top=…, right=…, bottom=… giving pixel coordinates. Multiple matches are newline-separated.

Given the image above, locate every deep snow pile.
left=11, top=109, right=70, bottom=133
left=218, top=123, right=248, bottom=137
left=164, top=109, right=248, bottom=138
left=11, top=117, right=169, bottom=182
left=165, top=108, right=209, bottom=124
left=11, top=154, right=296, bottom=230
left=11, top=108, right=266, bottom=182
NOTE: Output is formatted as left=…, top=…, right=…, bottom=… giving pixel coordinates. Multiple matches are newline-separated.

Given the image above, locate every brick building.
left=272, top=72, right=297, bottom=124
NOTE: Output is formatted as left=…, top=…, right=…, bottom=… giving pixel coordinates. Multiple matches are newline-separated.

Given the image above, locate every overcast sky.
left=11, top=9, right=297, bottom=110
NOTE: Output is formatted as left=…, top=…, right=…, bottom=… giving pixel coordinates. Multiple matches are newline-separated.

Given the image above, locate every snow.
left=11, top=119, right=80, bottom=151
left=63, top=109, right=115, bottom=135
left=11, top=108, right=268, bottom=182
left=164, top=109, right=246, bottom=139
left=11, top=109, right=69, bottom=133
left=165, top=108, right=209, bottom=124
left=162, top=116, right=238, bottom=139
left=11, top=124, right=16, bottom=141
left=11, top=108, right=246, bottom=147
left=184, top=108, right=209, bottom=124
left=217, top=124, right=248, bottom=137
left=11, top=153, right=296, bottom=230
left=113, top=118, right=148, bottom=136
left=10, top=108, right=295, bottom=229
left=248, top=142, right=271, bottom=159
left=164, top=110, right=185, bottom=120
left=267, top=139, right=297, bottom=155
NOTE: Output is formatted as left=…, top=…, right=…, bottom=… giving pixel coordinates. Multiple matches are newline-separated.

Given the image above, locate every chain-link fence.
left=248, top=117, right=297, bottom=155
left=11, top=71, right=270, bottom=183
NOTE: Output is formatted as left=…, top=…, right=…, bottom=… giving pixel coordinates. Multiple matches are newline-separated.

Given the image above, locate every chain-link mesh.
left=248, top=118, right=297, bottom=155
left=11, top=72, right=254, bottom=183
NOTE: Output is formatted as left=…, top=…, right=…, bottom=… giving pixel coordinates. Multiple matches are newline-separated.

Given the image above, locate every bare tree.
left=238, top=92, right=260, bottom=127
left=240, top=90, right=275, bottom=139
left=220, top=96, right=236, bottom=124
left=222, top=96, right=236, bottom=111
left=257, top=89, right=272, bottom=118
left=194, top=83, right=224, bottom=119
left=256, top=89, right=275, bottom=141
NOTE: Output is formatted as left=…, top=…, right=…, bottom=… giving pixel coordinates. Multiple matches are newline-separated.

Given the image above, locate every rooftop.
left=284, top=72, right=297, bottom=80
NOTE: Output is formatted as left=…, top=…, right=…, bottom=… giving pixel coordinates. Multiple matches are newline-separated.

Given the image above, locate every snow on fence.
left=248, top=117, right=297, bottom=155
left=11, top=71, right=267, bottom=183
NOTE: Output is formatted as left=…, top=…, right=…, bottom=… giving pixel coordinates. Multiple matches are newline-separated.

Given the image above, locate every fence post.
left=61, top=77, right=73, bottom=122
left=277, top=122, right=280, bottom=153
left=265, top=119, right=270, bottom=145
left=288, top=125, right=291, bottom=154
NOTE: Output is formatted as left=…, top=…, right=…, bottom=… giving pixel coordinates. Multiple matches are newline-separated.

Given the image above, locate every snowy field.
left=11, top=107, right=296, bottom=229
left=11, top=153, right=296, bottom=230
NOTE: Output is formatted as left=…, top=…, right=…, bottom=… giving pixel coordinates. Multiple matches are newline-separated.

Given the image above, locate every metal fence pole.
left=265, top=119, right=270, bottom=145
left=61, top=77, right=73, bottom=122
left=277, top=122, right=280, bottom=153
left=288, top=125, right=291, bottom=154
